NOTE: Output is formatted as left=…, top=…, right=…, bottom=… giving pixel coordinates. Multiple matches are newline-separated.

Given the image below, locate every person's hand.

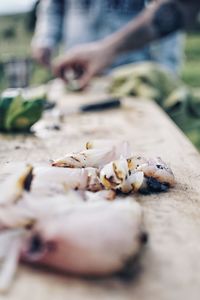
left=32, top=47, right=52, bottom=67
left=53, top=41, right=116, bottom=90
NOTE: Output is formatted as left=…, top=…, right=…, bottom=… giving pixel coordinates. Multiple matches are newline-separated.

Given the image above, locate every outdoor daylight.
left=0, top=1, right=200, bottom=300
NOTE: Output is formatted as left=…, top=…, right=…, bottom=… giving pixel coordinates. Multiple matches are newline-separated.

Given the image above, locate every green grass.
left=181, top=34, right=200, bottom=88
left=0, top=15, right=31, bottom=60
left=0, top=14, right=51, bottom=90
left=0, top=14, right=200, bottom=149
left=178, top=33, right=200, bottom=149
left=0, top=14, right=199, bottom=88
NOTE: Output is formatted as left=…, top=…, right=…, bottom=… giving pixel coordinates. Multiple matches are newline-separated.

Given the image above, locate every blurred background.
left=1, top=1, right=200, bottom=90
left=0, top=0, right=200, bottom=148
left=0, top=0, right=51, bottom=90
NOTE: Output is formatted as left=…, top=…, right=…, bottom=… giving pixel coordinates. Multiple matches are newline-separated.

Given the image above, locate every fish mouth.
left=23, top=167, right=34, bottom=191
left=116, top=231, right=148, bottom=282
left=140, top=176, right=170, bottom=194
left=22, top=233, right=57, bottom=262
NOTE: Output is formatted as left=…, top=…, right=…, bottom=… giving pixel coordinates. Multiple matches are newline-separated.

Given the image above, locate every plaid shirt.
left=32, top=0, right=184, bottom=73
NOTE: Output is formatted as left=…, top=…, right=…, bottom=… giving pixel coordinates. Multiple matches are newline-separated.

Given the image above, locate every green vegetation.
left=180, top=33, right=200, bottom=150
left=0, top=13, right=199, bottom=147
left=0, top=92, right=45, bottom=132
left=0, top=14, right=200, bottom=89
left=0, top=14, right=50, bottom=91
left=0, top=15, right=31, bottom=60
left=181, top=34, right=200, bottom=88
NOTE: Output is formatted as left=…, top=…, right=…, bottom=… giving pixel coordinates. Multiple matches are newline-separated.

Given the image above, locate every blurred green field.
left=0, top=14, right=51, bottom=91
left=181, top=34, right=200, bottom=88
left=0, top=15, right=30, bottom=59
left=1, top=14, right=200, bottom=84
left=180, top=34, right=200, bottom=150
left=0, top=14, right=199, bottom=148
left=0, top=14, right=200, bottom=88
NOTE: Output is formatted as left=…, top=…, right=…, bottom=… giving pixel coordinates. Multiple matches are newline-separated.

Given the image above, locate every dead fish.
left=0, top=205, right=35, bottom=230
left=52, top=140, right=132, bottom=169
left=130, top=156, right=175, bottom=192
left=21, top=200, right=146, bottom=276
left=0, top=165, right=33, bottom=206
left=32, top=166, right=89, bottom=196
left=0, top=229, right=25, bottom=293
left=100, top=158, right=144, bottom=193
left=0, top=191, right=84, bottom=231
left=52, top=148, right=115, bottom=168
left=85, top=140, right=132, bottom=159
left=85, top=167, right=102, bottom=192
left=85, top=190, right=116, bottom=202
left=100, top=156, right=175, bottom=193
left=0, top=188, right=115, bottom=232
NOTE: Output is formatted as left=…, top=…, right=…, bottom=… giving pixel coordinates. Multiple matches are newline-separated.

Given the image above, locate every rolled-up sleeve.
left=31, top=0, right=65, bottom=49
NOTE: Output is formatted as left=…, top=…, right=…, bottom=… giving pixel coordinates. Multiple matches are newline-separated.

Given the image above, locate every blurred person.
left=32, top=0, right=184, bottom=82
left=53, top=0, right=199, bottom=90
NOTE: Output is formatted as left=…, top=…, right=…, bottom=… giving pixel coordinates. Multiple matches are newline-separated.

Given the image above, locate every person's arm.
left=32, top=0, right=65, bottom=67
left=53, top=0, right=200, bottom=89
left=103, top=0, right=200, bottom=56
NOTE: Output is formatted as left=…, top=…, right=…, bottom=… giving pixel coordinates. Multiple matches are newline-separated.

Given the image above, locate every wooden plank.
left=1, top=83, right=200, bottom=300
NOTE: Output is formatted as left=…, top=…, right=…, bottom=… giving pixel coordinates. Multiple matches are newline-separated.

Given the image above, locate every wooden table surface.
left=1, top=80, right=200, bottom=300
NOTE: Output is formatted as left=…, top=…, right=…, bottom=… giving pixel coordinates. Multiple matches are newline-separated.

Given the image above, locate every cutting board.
left=1, top=80, right=200, bottom=300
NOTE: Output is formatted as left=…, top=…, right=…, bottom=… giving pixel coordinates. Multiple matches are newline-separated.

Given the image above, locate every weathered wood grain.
left=1, top=82, right=200, bottom=300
